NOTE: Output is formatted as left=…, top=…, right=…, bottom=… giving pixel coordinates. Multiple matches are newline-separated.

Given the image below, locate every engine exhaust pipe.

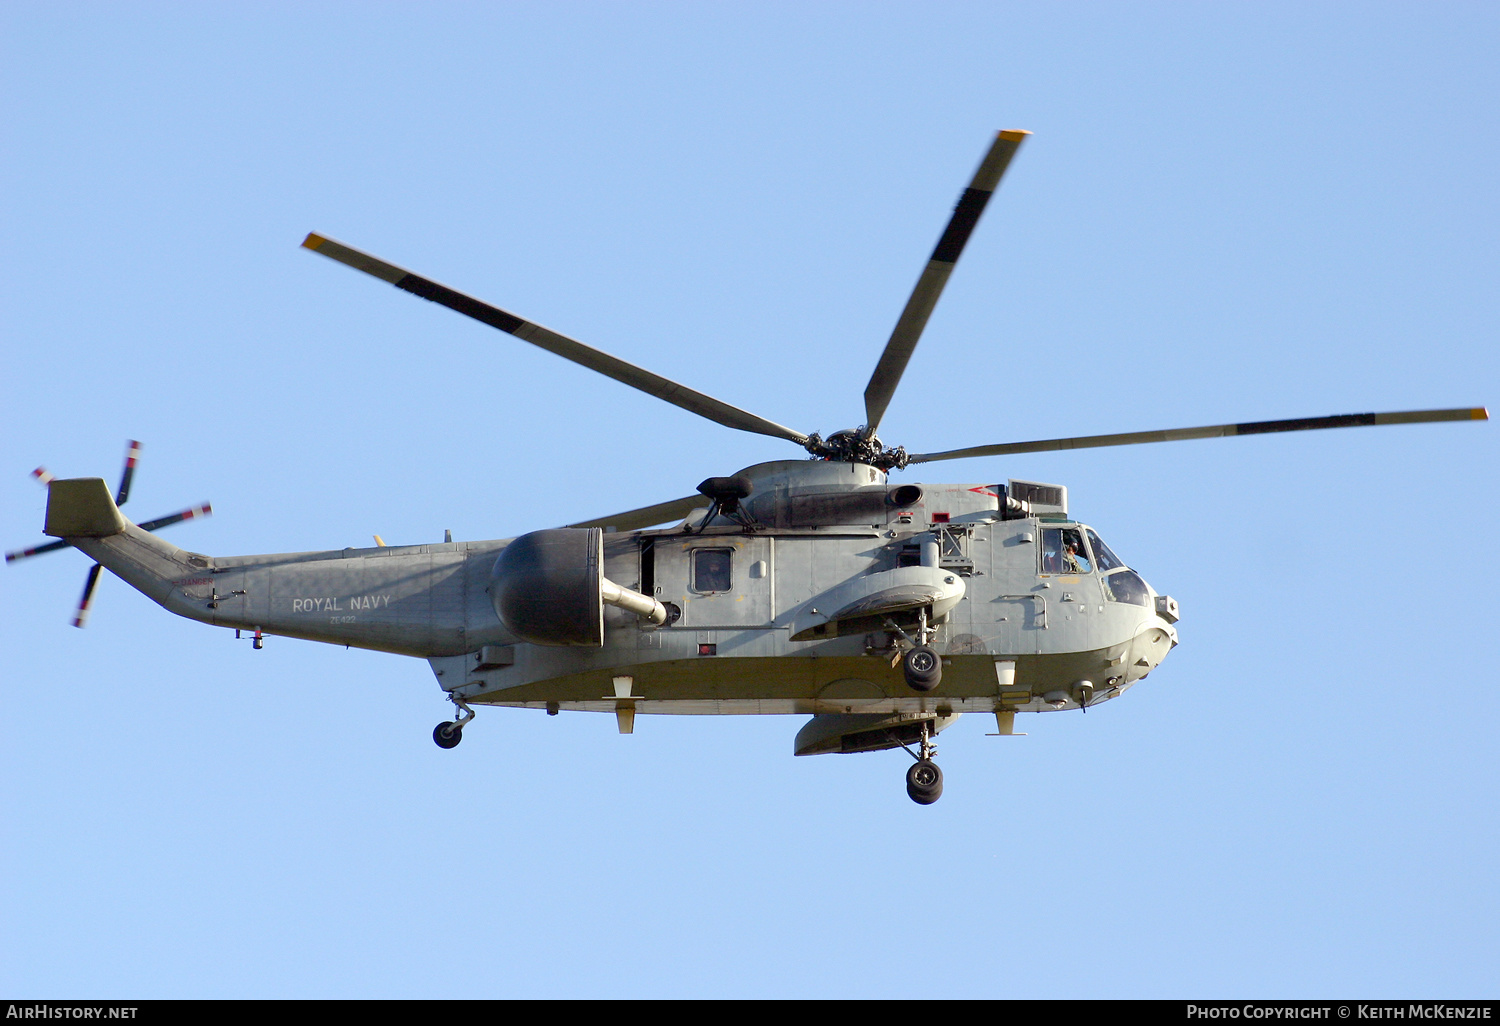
left=601, top=577, right=667, bottom=625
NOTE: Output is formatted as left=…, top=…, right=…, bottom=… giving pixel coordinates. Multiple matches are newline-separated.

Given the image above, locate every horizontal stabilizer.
left=44, top=479, right=128, bottom=538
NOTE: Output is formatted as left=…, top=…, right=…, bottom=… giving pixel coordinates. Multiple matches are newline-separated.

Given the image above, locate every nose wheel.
left=432, top=695, right=475, bottom=750
left=901, top=720, right=944, bottom=804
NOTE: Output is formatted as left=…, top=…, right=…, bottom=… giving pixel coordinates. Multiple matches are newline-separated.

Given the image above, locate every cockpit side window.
left=1040, top=527, right=1092, bottom=574
left=1085, top=528, right=1126, bottom=573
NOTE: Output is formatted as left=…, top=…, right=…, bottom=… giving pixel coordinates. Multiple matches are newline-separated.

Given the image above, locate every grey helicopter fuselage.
left=61, top=457, right=1179, bottom=740
left=22, top=129, right=1476, bottom=800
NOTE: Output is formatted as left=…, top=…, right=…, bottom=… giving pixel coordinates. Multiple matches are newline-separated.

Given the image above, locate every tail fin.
left=44, top=478, right=129, bottom=538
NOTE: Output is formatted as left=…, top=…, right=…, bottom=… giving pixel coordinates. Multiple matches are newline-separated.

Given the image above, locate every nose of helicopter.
left=1126, top=585, right=1179, bottom=682
left=1126, top=619, right=1177, bottom=682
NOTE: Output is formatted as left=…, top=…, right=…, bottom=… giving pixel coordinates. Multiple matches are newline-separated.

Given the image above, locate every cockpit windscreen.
left=1085, top=528, right=1126, bottom=573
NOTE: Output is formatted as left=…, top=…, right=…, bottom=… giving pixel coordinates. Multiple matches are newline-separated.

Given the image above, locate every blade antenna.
left=862, top=131, right=1029, bottom=439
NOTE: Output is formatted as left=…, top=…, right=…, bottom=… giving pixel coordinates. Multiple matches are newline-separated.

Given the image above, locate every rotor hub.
left=803, top=429, right=909, bottom=471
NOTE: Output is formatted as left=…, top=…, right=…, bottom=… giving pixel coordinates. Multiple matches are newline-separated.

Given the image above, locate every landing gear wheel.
left=433, top=721, right=463, bottom=749
left=902, top=646, right=941, bottom=692
left=906, top=759, right=943, bottom=804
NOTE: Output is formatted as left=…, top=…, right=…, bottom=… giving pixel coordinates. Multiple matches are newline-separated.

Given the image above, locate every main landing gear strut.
left=901, top=721, right=944, bottom=805
left=432, top=695, right=475, bottom=749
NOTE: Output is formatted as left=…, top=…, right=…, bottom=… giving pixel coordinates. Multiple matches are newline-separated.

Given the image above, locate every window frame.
left=1038, top=525, right=1093, bottom=576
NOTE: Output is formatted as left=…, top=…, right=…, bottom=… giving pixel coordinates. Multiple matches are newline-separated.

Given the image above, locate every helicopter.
left=8, top=130, right=1487, bottom=804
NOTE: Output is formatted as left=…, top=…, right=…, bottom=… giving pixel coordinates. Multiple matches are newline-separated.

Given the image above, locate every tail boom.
left=46, top=478, right=500, bottom=658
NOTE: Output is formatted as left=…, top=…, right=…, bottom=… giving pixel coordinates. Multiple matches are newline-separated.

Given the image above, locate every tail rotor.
left=6, top=441, right=213, bottom=627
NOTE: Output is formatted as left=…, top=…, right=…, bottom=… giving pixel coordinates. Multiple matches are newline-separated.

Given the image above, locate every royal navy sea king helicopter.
left=10, top=131, right=1487, bottom=803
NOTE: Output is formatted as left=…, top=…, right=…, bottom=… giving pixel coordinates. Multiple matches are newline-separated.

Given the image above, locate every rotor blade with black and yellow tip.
left=302, top=234, right=810, bottom=447
left=862, top=130, right=1029, bottom=438
left=905, top=408, right=1489, bottom=464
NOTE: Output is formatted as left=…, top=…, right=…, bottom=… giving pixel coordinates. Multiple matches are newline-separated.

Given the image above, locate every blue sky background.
left=3, top=2, right=1496, bottom=999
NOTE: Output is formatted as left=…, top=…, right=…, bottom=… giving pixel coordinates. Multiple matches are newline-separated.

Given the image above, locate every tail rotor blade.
left=6, top=539, right=72, bottom=563
left=136, top=502, right=212, bottom=533
left=72, top=564, right=103, bottom=629
left=8, top=504, right=209, bottom=563
left=115, top=440, right=142, bottom=506
left=8, top=468, right=70, bottom=562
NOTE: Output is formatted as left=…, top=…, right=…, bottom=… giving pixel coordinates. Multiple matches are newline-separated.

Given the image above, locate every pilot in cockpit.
left=1063, top=538, right=1091, bottom=574
left=1041, top=527, right=1093, bottom=574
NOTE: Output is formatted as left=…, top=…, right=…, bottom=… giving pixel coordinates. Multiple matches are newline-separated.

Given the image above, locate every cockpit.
left=1039, top=525, right=1153, bottom=607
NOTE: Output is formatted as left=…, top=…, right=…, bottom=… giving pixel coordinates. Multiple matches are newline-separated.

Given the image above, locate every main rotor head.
left=802, top=430, right=909, bottom=470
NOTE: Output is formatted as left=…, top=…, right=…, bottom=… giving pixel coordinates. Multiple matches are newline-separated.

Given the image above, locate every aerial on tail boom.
left=11, top=131, right=1487, bottom=804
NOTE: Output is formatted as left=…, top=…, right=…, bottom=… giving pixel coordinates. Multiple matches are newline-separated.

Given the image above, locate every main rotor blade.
left=303, top=234, right=810, bottom=446
left=862, top=130, right=1029, bottom=437
left=564, top=494, right=706, bottom=532
left=115, top=440, right=141, bottom=506
left=906, top=407, right=1489, bottom=464
left=72, top=564, right=103, bottom=628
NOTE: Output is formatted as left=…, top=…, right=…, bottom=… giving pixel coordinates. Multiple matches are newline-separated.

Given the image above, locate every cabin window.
left=692, top=548, right=733, bottom=593
left=1040, top=527, right=1092, bottom=574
